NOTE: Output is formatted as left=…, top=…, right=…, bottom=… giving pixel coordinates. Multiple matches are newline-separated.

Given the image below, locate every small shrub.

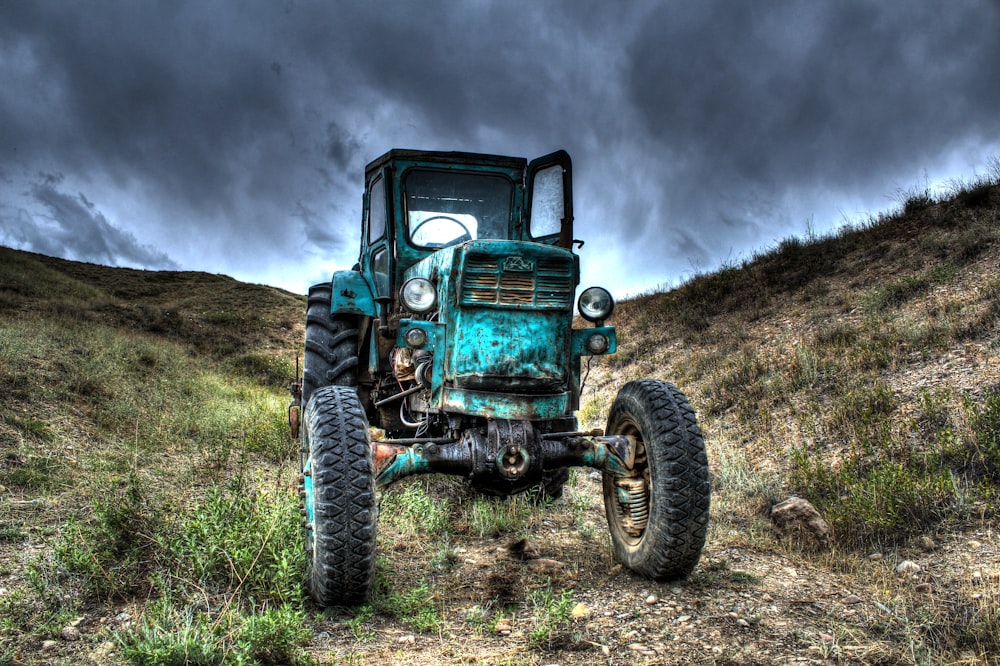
left=466, top=495, right=532, bottom=538
left=966, top=391, right=1000, bottom=482
left=380, top=479, right=452, bottom=537
left=159, top=474, right=305, bottom=605
left=376, top=580, right=441, bottom=633
left=54, top=471, right=160, bottom=599
left=527, top=586, right=576, bottom=648
left=229, top=353, right=295, bottom=388
left=118, top=598, right=312, bottom=666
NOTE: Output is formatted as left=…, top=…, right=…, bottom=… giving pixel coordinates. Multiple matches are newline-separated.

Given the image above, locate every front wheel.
left=602, top=380, right=710, bottom=580
left=302, top=385, right=376, bottom=606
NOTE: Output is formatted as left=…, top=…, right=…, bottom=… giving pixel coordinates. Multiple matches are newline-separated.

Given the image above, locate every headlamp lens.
left=400, top=278, right=437, bottom=313
left=578, top=287, right=614, bottom=322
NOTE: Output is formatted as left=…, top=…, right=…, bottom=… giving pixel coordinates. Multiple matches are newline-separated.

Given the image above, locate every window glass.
left=529, top=164, right=564, bottom=237
left=404, top=170, right=512, bottom=248
left=372, top=248, right=389, bottom=297
left=368, top=177, right=386, bottom=243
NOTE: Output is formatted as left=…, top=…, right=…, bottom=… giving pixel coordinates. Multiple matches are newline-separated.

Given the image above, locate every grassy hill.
left=1, top=170, right=998, bottom=665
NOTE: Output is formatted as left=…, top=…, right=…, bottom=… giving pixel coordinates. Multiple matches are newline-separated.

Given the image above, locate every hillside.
left=1, top=173, right=999, bottom=665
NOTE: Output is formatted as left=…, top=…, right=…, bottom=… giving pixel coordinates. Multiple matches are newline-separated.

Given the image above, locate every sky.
left=2, top=0, right=999, bottom=299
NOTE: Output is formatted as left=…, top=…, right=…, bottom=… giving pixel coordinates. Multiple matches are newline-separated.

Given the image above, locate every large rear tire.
left=302, top=283, right=359, bottom=408
left=602, top=380, right=710, bottom=580
left=302, top=385, right=376, bottom=607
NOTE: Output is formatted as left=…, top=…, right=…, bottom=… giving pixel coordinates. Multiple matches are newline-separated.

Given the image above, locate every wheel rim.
left=302, top=456, right=315, bottom=552
left=605, top=419, right=650, bottom=548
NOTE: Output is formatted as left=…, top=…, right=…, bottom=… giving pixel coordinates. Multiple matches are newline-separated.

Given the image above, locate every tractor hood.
left=400, top=240, right=580, bottom=418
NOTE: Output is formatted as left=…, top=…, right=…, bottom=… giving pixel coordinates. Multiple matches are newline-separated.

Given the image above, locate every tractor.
left=290, top=149, right=710, bottom=606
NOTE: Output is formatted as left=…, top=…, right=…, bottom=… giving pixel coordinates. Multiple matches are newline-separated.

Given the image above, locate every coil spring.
left=616, top=477, right=649, bottom=537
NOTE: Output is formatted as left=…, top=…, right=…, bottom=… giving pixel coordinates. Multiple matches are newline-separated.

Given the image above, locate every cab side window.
left=369, top=177, right=386, bottom=243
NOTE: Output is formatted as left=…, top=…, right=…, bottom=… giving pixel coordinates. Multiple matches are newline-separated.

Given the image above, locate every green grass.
left=2, top=171, right=999, bottom=664
left=527, top=585, right=576, bottom=648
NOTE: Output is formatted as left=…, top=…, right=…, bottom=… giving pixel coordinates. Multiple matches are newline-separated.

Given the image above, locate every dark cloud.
left=0, top=0, right=997, bottom=294
left=0, top=175, right=179, bottom=269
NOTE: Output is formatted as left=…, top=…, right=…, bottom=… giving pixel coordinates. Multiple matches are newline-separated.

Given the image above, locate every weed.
left=527, top=585, right=575, bottom=648
left=380, top=478, right=452, bottom=538
left=466, top=495, right=532, bottom=538
left=54, top=470, right=159, bottom=599
left=376, top=580, right=441, bottom=633
left=577, top=391, right=610, bottom=429
left=118, top=597, right=312, bottom=666
left=228, top=352, right=295, bottom=388
left=965, top=390, right=1000, bottom=480
left=346, top=605, right=376, bottom=642
left=158, top=473, right=305, bottom=605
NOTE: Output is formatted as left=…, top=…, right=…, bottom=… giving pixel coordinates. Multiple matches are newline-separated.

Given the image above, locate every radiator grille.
left=462, top=252, right=573, bottom=309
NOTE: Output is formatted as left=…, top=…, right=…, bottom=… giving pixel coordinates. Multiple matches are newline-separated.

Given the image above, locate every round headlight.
left=578, top=286, right=614, bottom=322
left=586, top=333, right=609, bottom=354
left=404, top=327, right=428, bottom=348
left=400, top=278, right=437, bottom=313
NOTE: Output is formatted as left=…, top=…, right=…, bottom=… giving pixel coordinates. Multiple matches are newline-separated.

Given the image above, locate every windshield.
left=404, top=169, right=513, bottom=248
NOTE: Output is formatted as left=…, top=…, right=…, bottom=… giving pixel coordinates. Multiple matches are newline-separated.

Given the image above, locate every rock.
left=506, top=538, right=538, bottom=561
left=676, top=615, right=692, bottom=623
left=896, top=560, right=921, bottom=575
left=588, top=471, right=602, bottom=482
left=41, top=640, right=58, bottom=650
left=770, top=497, right=831, bottom=549
left=526, top=558, right=565, bottom=573
left=866, top=552, right=884, bottom=560
left=968, top=540, right=982, bottom=550
left=842, top=594, right=862, bottom=605
left=60, top=626, right=81, bottom=642
left=645, top=594, right=659, bottom=605
left=397, top=634, right=415, bottom=644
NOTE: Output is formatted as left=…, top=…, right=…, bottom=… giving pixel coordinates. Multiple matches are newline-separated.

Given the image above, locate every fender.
left=330, top=270, right=377, bottom=317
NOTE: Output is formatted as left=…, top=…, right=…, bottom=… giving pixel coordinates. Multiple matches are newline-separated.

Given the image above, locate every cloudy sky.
left=2, top=1, right=999, bottom=298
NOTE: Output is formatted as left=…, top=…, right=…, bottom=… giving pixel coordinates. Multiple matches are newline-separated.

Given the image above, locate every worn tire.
left=602, top=380, right=710, bottom=580
left=302, top=385, right=376, bottom=607
left=302, top=283, right=359, bottom=408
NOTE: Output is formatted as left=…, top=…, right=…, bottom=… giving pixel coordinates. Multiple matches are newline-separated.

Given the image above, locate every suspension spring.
left=615, top=476, right=649, bottom=537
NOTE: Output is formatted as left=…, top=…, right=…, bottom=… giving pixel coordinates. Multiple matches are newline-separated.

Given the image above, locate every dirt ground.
left=302, top=476, right=999, bottom=666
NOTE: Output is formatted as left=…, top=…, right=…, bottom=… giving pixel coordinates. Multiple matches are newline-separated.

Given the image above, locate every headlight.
left=404, top=327, right=428, bottom=348
left=578, top=286, right=614, bottom=322
left=400, top=278, right=437, bottom=313
left=586, top=333, right=609, bottom=354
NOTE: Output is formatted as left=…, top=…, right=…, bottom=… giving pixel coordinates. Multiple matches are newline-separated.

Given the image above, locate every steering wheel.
left=410, top=215, right=473, bottom=247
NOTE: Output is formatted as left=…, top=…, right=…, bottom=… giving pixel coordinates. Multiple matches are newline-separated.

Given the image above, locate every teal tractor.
left=290, top=149, right=710, bottom=606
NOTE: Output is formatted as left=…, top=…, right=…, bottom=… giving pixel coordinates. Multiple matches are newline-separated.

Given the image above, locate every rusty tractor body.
left=291, top=149, right=710, bottom=606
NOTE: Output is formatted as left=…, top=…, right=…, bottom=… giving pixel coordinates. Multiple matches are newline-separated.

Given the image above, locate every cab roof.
left=364, top=149, right=528, bottom=179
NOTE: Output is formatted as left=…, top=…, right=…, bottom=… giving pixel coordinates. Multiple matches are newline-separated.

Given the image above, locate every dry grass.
left=580, top=175, right=1000, bottom=662
left=1, top=170, right=999, bottom=664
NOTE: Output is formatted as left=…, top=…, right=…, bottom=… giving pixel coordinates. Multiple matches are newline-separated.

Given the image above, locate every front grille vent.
left=461, top=252, right=573, bottom=309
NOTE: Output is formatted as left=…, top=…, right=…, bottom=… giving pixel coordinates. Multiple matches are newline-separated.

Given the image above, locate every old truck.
left=291, top=149, right=710, bottom=606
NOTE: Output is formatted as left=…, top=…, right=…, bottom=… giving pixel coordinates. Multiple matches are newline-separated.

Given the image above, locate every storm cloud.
left=1, top=0, right=997, bottom=295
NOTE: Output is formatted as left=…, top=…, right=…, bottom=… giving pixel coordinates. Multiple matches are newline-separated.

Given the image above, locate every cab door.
left=526, top=150, right=573, bottom=249
left=363, top=169, right=393, bottom=300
